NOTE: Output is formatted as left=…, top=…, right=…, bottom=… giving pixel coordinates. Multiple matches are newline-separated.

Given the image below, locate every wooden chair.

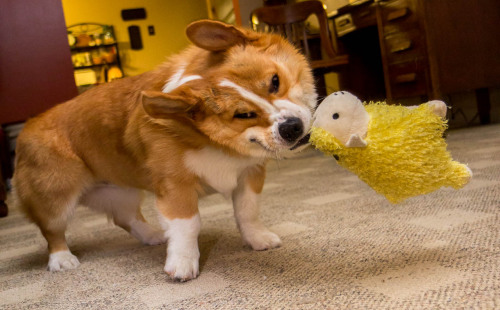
left=251, top=0, right=349, bottom=98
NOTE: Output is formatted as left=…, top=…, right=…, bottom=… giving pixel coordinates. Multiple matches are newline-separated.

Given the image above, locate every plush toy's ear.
left=142, top=89, right=200, bottom=119
left=345, top=134, right=367, bottom=148
left=186, top=19, right=250, bottom=51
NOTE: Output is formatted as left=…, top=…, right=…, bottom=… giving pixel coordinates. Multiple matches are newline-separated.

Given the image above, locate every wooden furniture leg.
left=0, top=175, right=7, bottom=218
left=475, top=88, right=491, bottom=125
left=0, top=128, right=9, bottom=217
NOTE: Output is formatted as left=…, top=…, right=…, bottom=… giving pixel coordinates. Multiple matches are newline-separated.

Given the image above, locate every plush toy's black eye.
left=269, top=74, right=280, bottom=93
left=332, top=113, right=340, bottom=120
left=234, top=111, right=257, bottom=119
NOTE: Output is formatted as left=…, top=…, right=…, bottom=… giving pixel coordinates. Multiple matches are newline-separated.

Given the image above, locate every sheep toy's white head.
left=312, top=91, right=369, bottom=147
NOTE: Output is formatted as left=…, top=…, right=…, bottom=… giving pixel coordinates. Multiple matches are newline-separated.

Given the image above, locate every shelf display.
left=67, top=23, right=124, bottom=89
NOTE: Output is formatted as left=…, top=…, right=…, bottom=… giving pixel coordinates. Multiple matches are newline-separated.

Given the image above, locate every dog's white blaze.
left=162, top=65, right=202, bottom=94
left=184, top=146, right=263, bottom=197
left=219, top=79, right=278, bottom=115
left=218, top=80, right=312, bottom=131
left=274, top=99, right=312, bottom=128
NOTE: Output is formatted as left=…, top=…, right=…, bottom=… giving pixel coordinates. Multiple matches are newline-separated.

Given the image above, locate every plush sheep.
left=310, top=91, right=472, bottom=203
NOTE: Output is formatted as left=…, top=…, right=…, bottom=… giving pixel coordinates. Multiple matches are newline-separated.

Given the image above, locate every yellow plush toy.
left=310, top=91, right=472, bottom=203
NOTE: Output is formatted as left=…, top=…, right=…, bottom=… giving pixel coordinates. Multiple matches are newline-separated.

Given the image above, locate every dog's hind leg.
left=12, top=165, right=88, bottom=271
left=42, top=198, right=81, bottom=272
left=80, top=184, right=167, bottom=245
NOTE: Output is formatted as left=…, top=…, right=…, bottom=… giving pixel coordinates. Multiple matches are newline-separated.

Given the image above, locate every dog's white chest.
left=184, top=147, right=260, bottom=197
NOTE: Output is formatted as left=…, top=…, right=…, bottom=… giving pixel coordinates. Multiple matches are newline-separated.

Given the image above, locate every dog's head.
left=142, top=20, right=316, bottom=158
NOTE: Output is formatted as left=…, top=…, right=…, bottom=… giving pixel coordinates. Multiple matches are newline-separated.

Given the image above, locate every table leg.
left=0, top=128, right=9, bottom=217
left=0, top=179, right=7, bottom=217
left=475, top=88, right=491, bottom=125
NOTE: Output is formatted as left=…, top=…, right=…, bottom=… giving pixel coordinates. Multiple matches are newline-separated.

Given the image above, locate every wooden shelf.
left=70, top=42, right=117, bottom=52
left=73, top=61, right=118, bottom=70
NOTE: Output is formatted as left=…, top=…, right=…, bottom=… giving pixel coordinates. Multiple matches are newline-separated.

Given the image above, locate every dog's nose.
left=278, top=117, right=304, bottom=143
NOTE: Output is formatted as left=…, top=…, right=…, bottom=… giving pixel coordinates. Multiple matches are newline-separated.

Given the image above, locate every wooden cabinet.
left=0, top=0, right=78, bottom=213
left=376, top=0, right=500, bottom=104
left=0, top=128, right=7, bottom=217
left=376, top=0, right=431, bottom=101
left=334, top=0, right=500, bottom=124
left=0, top=0, right=78, bottom=125
left=422, top=0, right=500, bottom=107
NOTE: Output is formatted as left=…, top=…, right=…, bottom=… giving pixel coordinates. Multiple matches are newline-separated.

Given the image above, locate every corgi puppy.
left=12, top=20, right=316, bottom=281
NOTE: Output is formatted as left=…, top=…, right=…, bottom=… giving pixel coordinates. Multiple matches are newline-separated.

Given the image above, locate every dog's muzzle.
left=278, top=117, right=304, bottom=144
left=290, top=133, right=310, bottom=150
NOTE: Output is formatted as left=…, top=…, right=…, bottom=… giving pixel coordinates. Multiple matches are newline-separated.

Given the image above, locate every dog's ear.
left=186, top=19, right=253, bottom=51
left=141, top=89, right=200, bottom=119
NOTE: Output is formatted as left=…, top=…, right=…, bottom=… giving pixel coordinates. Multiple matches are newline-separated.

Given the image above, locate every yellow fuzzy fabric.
left=310, top=102, right=471, bottom=203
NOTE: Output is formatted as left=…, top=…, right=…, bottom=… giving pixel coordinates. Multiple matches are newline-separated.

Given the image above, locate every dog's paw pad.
left=48, top=251, right=80, bottom=271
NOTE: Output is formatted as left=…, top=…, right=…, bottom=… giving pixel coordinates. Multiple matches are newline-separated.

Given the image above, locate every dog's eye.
left=269, top=74, right=280, bottom=94
left=234, top=112, right=257, bottom=119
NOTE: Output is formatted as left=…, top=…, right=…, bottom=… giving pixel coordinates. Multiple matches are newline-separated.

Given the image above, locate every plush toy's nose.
left=278, top=117, right=304, bottom=143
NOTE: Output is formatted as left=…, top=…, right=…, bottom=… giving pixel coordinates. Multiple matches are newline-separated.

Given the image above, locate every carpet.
left=1, top=124, right=499, bottom=309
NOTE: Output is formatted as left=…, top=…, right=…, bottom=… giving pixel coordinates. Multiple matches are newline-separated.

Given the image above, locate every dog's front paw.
left=48, top=250, right=80, bottom=271
left=164, top=252, right=200, bottom=282
left=242, top=225, right=282, bottom=251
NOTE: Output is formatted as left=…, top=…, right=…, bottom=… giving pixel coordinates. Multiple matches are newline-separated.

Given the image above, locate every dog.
left=12, top=20, right=316, bottom=281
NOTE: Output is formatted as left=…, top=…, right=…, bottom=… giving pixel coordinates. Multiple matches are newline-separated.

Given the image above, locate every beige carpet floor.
left=0, top=124, right=499, bottom=309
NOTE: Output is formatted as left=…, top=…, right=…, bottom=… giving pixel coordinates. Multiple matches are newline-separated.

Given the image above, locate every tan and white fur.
left=12, top=20, right=316, bottom=281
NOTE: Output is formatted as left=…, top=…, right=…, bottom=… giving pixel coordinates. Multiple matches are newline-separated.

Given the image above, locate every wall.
left=210, top=0, right=235, bottom=24
left=0, top=0, right=78, bottom=125
left=322, top=0, right=349, bottom=12
left=62, top=0, right=208, bottom=76
left=238, top=0, right=261, bottom=27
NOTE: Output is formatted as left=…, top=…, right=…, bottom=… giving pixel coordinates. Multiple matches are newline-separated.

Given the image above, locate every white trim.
left=219, top=79, right=278, bottom=115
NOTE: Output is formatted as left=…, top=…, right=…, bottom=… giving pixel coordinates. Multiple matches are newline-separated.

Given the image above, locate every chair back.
left=251, top=1, right=339, bottom=61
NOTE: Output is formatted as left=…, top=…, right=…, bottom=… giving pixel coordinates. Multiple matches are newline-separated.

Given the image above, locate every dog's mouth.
left=290, top=133, right=311, bottom=151
left=250, top=138, right=274, bottom=152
